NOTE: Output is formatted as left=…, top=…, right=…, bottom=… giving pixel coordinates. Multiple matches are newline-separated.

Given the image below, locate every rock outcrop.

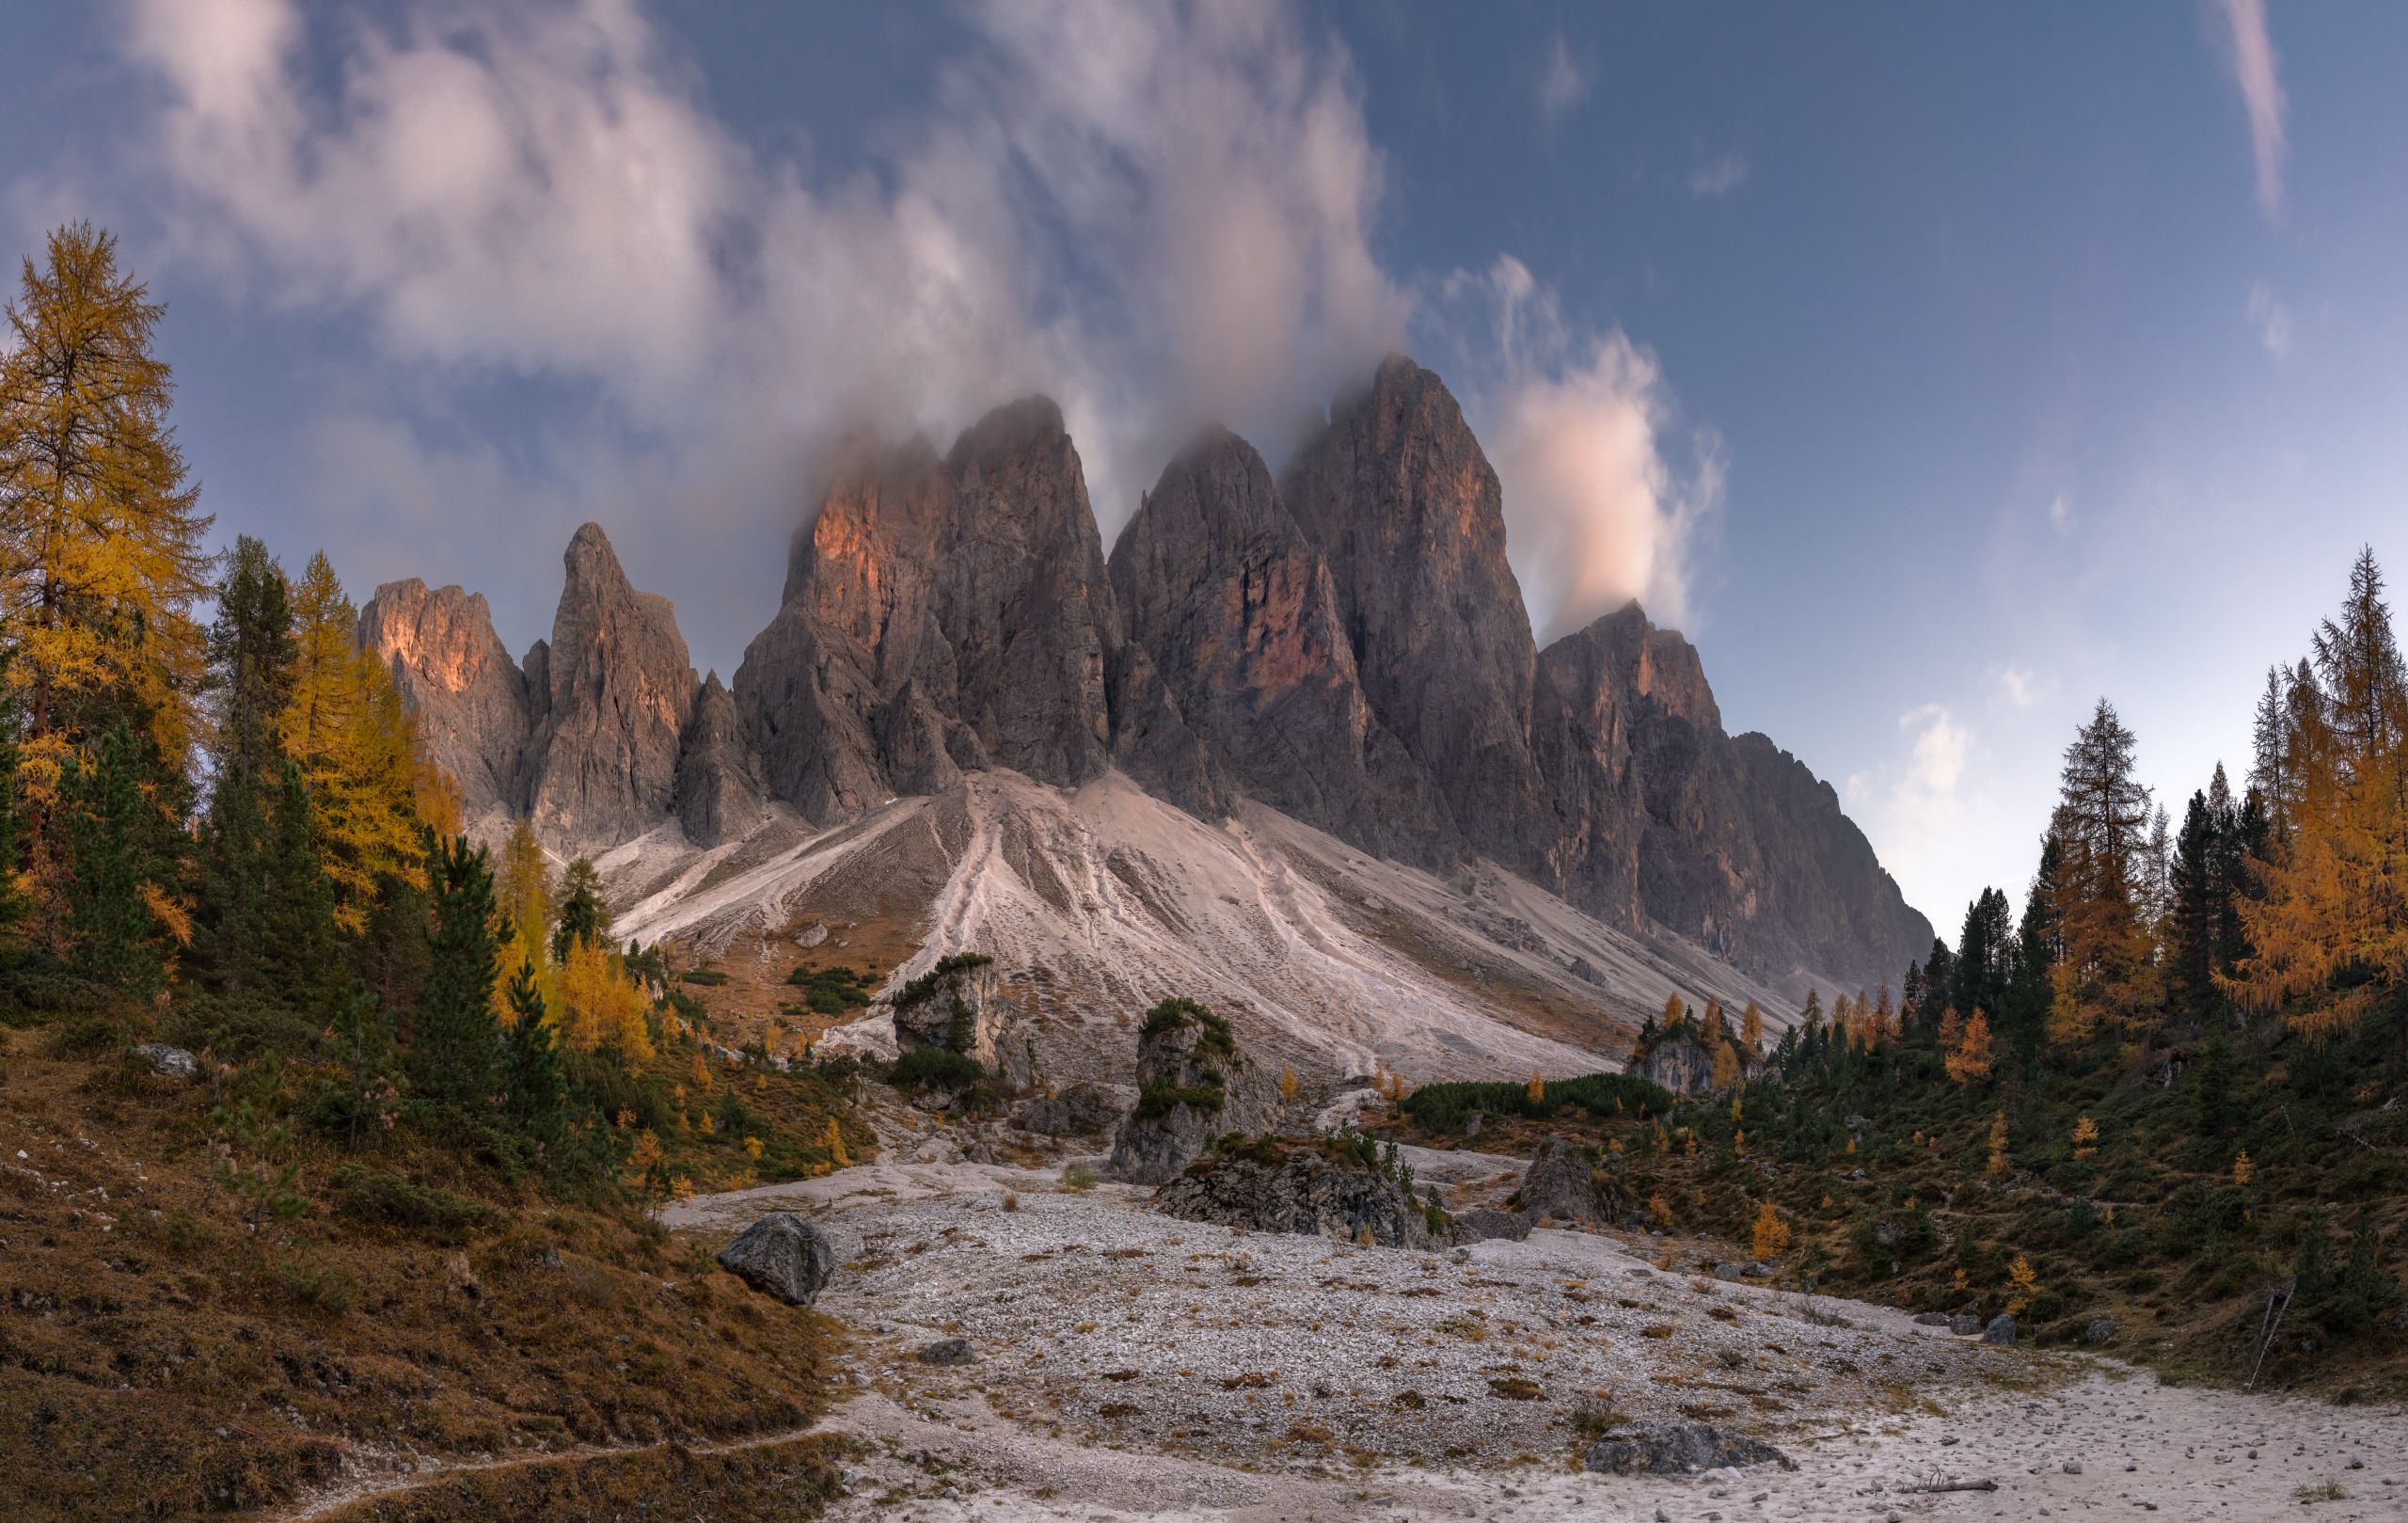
left=890, top=953, right=1035, bottom=1092
left=1536, top=602, right=1928, bottom=989
left=524, top=524, right=697, bottom=849
left=365, top=522, right=723, bottom=849
left=1584, top=1421, right=1793, bottom=1476
left=673, top=673, right=764, bottom=848
left=1152, top=1138, right=1447, bottom=1249
left=1516, top=1136, right=1599, bottom=1226
left=1111, top=426, right=1455, bottom=867
left=1107, top=997, right=1267, bottom=1184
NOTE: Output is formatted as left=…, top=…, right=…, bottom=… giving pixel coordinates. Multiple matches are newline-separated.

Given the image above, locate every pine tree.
left=501, top=957, right=566, bottom=1145
left=260, top=761, right=338, bottom=1007
left=207, top=535, right=295, bottom=777
left=2228, top=550, right=2408, bottom=1057
left=2250, top=665, right=2293, bottom=840
left=1950, top=888, right=2014, bottom=1025
left=2048, top=702, right=2159, bottom=1043
left=552, top=857, right=610, bottom=962
left=55, top=723, right=177, bottom=994
left=409, top=832, right=503, bottom=1113
left=2166, top=789, right=2222, bottom=1021
left=0, top=224, right=214, bottom=833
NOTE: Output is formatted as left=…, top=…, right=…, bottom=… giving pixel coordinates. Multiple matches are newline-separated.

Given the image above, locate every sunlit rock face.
left=525, top=522, right=698, bottom=849
left=365, top=522, right=709, bottom=849
left=358, top=578, right=533, bottom=822
left=734, top=399, right=1221, bottom=826
left=1110, top=424, right=1456, bottom=868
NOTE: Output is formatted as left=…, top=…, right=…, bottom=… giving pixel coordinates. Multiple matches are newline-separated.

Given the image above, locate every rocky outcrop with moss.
left=1106, top=997, right=1268, bottom=1182
left=889, top=952, right=1036, bottom=1093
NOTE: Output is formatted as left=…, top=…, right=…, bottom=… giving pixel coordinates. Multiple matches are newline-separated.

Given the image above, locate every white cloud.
left=115, top=0, right=1408, bottom=598
left=1687, top=148, right=1750, bottom=200
left=1990, top=663, right=2046, bottom=709
left=2048, top=493, right=2073, bottom=535
left=2247, top=281, right=2293, bottom=357
left=1441, top=255, right=1721, bottom=642
left=1853, top=703, right=1988, bottom=924
left=1536, top=30, right=1590, bottom=124
left=1893, top=704, right=1972, bottom=837
left=2213, top=0, right=2287, bottom=220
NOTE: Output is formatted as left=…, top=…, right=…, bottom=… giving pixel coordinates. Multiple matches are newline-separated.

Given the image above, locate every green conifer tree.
left=409, top=832, right=502, bottom=1113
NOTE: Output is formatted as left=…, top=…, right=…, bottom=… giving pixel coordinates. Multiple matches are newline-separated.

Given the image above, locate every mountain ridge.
left=361, top=356, right=1930, bottom=1068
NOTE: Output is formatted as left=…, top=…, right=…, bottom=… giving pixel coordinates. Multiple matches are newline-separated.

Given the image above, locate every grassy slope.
left=1381, top=1021, right=2408, bottom=1403
left=0, top=1010, right=872, bottom=1523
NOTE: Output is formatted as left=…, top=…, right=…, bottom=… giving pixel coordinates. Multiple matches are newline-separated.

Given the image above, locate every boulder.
left=915, top=1338, right=977, bottom=1366
left=1153, top=1138, right=1445, bottom=1249
left=1583, top=1421, right=1794, bottom=1476
left=134, top=1043, right=198, bottom=1080
left=1018, top=1083, right=1127, bottom=1137
left=2085, top=1316, right=2116, bottom=1345
left=715, top=1213, right=835, bottom=1306
left=1451, top=1208, right=1531, bottom=1244
left=1912, top=1312, right=1952, bottom=1327
left=1949, top=1313, right=1984, bottom=1335
left=1515, top=1136, right=1597, bottom=1226
left=1982, top=1313, right=2017, bottom=1345
left=1107, top=997, right=1266, bottom=1184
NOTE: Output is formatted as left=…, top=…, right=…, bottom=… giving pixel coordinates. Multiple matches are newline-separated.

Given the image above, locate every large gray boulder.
left=1516, top=1135, right=1598, bottom=1227
left=1152, top=1139, right=1445, bottom=1249
left=1982, top=1313, right=2018, bottom=1345
left=1451, top=1207, right=1531, bottom=1244
left=1584, top=1421, right=1793, bottom=1475
left=715, top=1213, right=835, bottom=1306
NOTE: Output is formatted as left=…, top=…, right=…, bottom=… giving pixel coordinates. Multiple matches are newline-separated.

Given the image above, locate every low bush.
left=890, top=1047, right=984, bottom=1091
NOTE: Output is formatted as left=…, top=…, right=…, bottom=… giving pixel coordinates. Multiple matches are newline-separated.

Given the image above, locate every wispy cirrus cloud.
left=1536, top=29, right=1590, bottom=124
left=2212, top=0, right=2288, bottom=220
left=2247, top=281, right=2293, bottom=357
left=1687, top=148, right=1750, bottom=200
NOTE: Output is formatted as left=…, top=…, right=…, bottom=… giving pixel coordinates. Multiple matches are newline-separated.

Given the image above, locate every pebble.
left=2063, top=1461, right=2083, bottom=1475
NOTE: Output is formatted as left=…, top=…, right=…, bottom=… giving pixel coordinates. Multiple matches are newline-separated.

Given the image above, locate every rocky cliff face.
left=734, top=399, right=1221, bottom=826
left=365, top=522, right=734, bottom=849
left=1110, top=426, right=1455, bottom=867
left=1280, top=356, right=1550, bottom=861
left=357, top=580, right=533, bottom=821
left=1532, top=602, right=1928, bottom=990
left=524, top=523, right=698, bottom=849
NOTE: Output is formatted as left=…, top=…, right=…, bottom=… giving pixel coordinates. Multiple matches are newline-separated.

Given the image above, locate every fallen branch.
left=1900, top=1479, right=1999, bottom=1494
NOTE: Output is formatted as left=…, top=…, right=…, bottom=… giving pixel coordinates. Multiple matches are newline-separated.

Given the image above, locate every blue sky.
left=4, top=0, right=2400, bottom=941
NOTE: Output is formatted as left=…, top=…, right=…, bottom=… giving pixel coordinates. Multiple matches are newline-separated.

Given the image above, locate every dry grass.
left=0, top=1045, right=848, bottom=1523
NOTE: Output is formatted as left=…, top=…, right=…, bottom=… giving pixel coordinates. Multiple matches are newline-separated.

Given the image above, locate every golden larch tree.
left=1739, top=999, right=1764, bottom=1053
left=1943, top=1009, right=1994, bottom=1084
left=279, top=552, right=426, bottom=929
left=1751, top=1201, right=1790, bottom=1261
left=0, top=224, right=214, bottom=824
